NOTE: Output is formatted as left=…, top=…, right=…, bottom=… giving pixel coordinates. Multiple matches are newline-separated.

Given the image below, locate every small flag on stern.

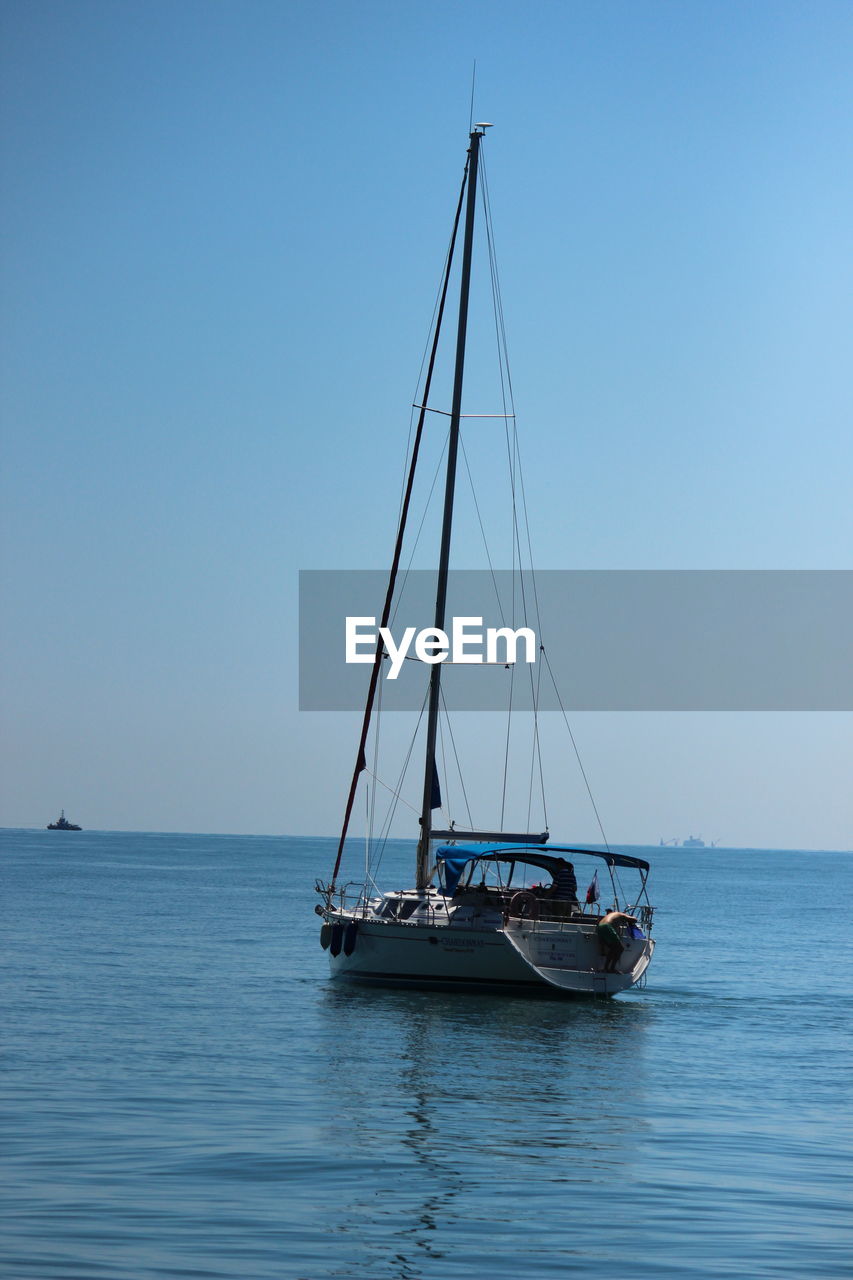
left=586, top=870, right=600, bottom=905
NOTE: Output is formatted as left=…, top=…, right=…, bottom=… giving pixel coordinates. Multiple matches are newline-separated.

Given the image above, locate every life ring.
left=508, top=890, right=539, bottom=921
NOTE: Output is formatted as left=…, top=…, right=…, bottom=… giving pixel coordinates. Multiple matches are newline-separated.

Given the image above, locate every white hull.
left=323, top=912, right=654, bottom=998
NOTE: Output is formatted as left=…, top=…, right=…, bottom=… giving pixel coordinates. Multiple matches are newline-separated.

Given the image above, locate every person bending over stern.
left=595, top=909, right=638, bottom=973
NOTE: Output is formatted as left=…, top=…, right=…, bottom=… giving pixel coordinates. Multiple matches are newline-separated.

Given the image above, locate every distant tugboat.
left=47, top=810, right=81, bottom=831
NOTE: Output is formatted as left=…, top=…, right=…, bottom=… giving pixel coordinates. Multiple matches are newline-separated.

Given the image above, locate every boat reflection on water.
left=315, top=984, right=653, bottom=1277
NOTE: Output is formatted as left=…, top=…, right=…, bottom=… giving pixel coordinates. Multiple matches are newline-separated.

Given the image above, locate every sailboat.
left=315, top=126, right=655, bottom=996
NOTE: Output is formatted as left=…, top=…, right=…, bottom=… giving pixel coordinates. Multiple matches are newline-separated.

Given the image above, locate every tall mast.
left=328, top=154, right=470, bottom=891
left=416, top=125, right=486, bottom=889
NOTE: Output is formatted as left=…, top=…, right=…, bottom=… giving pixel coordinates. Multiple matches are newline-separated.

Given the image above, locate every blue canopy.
left=434, top=842, right=650, bottom=897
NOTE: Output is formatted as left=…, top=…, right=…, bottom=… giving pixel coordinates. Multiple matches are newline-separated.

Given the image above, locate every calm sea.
left=1, top=829, right=851, bottom=1279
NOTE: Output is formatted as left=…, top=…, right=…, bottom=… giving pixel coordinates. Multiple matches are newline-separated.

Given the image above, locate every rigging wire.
left=368, top=648, right=384, bottom=844
left=458, top=431, right=508, bottom=628
left=479, top=148, right=549, bottom=833
left=364, top=781, right=370, bottom=888
left=367, top=684, right=431, bottom=884
left=499, top=651, right=516, bottom=829
left=398, top=172, right=474, bottom=530
left=540, top=644, right=612, bottom=856
left=437, top=710, right=450, bottom=827
left=438, top=683, right=475, bottom=830
left=346, top=130, right=613, bottom=890
left=390, top=431, right=449, bottom=627
left=526, top=644, right=548, bottom=831
left=364, top=767, right=421, bottom=816
left=331, top=152, right=469, bottom=887
left=479, top=150, right=520, bottom=827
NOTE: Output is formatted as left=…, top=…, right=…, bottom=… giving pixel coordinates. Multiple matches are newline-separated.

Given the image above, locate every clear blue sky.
left=2, top=0, right=851, bottom=846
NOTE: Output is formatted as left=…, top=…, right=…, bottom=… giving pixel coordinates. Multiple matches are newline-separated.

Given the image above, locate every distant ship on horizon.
left=47, top=810, right=81, bottom=831
left=659, top=835, right=719, bottom=849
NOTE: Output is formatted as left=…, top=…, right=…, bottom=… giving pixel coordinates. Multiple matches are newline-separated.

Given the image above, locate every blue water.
left=1, top=830, right=851, bottom=1279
